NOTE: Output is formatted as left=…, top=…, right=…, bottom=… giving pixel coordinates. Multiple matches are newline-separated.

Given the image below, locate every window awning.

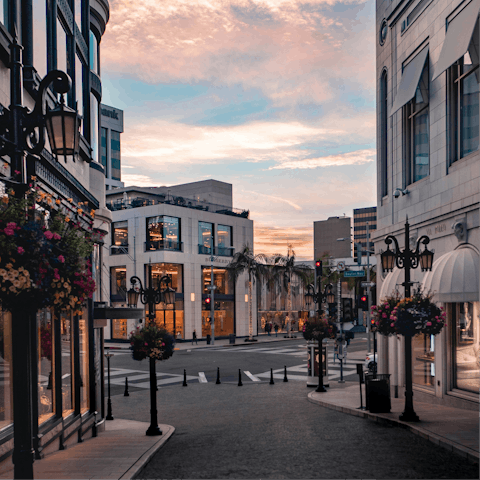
left=378, top=266, right=425, bottom=300
left=432, top=0, right=480, bottom=80
left=422, top=244, right=479, bottom=302
left=390, top=46, right=429, bottom=115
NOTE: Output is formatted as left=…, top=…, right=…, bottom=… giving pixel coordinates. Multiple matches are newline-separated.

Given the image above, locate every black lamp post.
left=104, top=352, right=114, bottom=420
left=0, top=32, right=81, bottom=480
left=129, top=268, right=175, bottom=436
left=305, top=282, right=335, bottom=392
left=380, top=218, right=434, bottom=422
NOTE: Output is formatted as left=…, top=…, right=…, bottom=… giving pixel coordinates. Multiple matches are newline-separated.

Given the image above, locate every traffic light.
left=370, top=317, right=376, bottom=331
left=359, top=295, right=368, bottom=311
left=204, top=296, right=211, bottom=309
left=342, top=298, right=353, bottom=322
left=354, top=243, right=362, bottom=265
left=329, top=302, right=337, bottom=318
left=315, top=260, right=322, bottom=278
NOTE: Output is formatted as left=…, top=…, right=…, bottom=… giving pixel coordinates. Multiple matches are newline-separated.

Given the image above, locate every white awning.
left=422, top=244, right=479, bottom=302
left=378, top=267, right=425, bottom=300
left=390, top=46, right=429, bottom=115
left=432, top=0, right=480, bottom=80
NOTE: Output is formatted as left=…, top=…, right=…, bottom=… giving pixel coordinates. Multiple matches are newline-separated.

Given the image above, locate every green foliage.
left=129, top=324, right=175, bottom=361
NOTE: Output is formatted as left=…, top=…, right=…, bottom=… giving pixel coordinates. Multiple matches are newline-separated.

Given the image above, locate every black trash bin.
left=365, top=373, right=391, bottom=413
left=229, top=334, right=236, bottom=344
left=206, top=334, right=211, bottom=345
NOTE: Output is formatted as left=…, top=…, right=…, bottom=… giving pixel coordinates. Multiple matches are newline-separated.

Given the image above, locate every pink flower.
left=53, top=233, right=61, bottom=240
left=144, top=342, right=148, bottom=346
left=7, top=222, right=16, bottom=228
left=382, top=313, right=387, bottom=318
left=426, top=321, right=432, bottom=326
left=390, top=322, right=395, bottom=327
left=17, top=247, right=24, bottom=254
left=4, top=227, right=14, bottom=236
left=58, top=255, right=65, bottom=263
left=44, top=231, right=53, bottom=240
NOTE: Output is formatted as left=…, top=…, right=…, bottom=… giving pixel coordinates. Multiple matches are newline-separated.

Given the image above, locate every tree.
left=226, top=244, right=268, bottom=340
left=271, top=245, right=312, bottom=337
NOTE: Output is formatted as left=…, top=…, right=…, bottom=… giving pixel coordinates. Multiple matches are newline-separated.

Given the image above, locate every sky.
left=100, top=0, right=377, bottom=260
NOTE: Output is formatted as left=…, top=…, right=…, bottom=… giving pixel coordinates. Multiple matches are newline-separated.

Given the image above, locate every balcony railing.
left=198, top=245, right=235, bottom=257
left=110, top=245, right=129, bottom=255
left=145, top=240, right=183, bottom=252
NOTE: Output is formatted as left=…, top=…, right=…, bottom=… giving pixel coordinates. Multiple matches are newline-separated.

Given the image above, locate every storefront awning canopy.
left=432, top=0, right=480, bottom=80
left=390, top=46, right=429, bottom=115
left=379, top=266, right=425, bottom=300
left=422, top=244, right=479, bottom=302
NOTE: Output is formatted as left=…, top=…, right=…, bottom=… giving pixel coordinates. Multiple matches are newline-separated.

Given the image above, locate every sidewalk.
left=308, top=382, right=479, bottom=465
left=0, top=420, right=175, bottom=480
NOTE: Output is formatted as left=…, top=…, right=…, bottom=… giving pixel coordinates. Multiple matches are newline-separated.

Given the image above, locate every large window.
left=380, top=70, right=388, bottom=196
left=111, top=221, right=128, bottom=255
left=405, top=61, right=429, bottom=184
left=146, top=216, right=181, bottom=251
left=412, top=334, right=435, bottom=387
left=75, top=53, right=84, bottom=131
left=0, top=1, right=8, bottom=29
left=89, top=30, right=99, bottom=74
left=75, top=0, right=82, bottom=31
left=202, top=267, right=233, bottom=295
left=111, top=131, right=121, bottom=181
left=0, top=311, right=13, bottom=430
left=60, top=311, right=73, bottom=417
left=33, top=0, right=47, bottom=78
left=38, top=309, right=55, bottom=425
left=90, top=94, right=99, bottom=162
left=217, top=225, right=233, bottom=256
left=199, top=222, right=213, bottom=254
left=79, top=309, right=89, bottom=413
left=110, top=266, right=127, bottom=302
left=101, top=127, right=108, bottom=172
left=56, top=18, right=68, bottom=75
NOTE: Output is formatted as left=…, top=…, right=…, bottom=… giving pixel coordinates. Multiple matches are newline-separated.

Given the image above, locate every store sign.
left=426, top=222, right=447, bottom=237
left=204, top=257, right=230, bottom=264
left=101, top=108, right=119, bottom=119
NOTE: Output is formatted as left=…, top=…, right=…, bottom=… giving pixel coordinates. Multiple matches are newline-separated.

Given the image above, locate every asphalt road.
left=106, top=338, right=479, bottom=479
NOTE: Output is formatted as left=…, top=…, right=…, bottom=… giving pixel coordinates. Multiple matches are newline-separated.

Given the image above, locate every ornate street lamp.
left=380, top=218, right=434, bottom=422
left=0, top=33, right=81, bottom=480
left=129, top=268, right=176, bottom=436
left=304, top=282, right=335, bottom=392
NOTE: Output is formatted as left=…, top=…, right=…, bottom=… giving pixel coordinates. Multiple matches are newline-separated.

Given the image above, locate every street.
left=105, top=337, right=479, bottom=479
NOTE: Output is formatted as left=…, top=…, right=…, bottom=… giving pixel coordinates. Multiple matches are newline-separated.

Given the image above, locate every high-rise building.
left=100, top=104, right=124, bottom=190
left=313, top=216, right=351, bottom=260
left=353, top=207, right=377, bottom=261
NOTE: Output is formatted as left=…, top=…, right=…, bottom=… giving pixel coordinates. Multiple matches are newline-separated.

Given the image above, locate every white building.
left=100, top=104, right=124, bottom=190
left=375, top=0, right=479, bottom=409
left=104, top=180, right=255, bottom=341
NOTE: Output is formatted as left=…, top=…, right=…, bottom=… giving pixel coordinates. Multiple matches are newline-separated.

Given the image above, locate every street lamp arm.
left=385, top=234, right=404, bottom=268
left=414, top=235, right=430, bottom=254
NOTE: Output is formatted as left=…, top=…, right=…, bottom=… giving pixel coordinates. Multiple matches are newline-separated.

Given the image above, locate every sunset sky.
left=100, top=0, right=377, bottom=260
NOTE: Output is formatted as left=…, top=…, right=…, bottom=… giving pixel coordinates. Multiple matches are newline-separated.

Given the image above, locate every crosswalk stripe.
left=198, top=372, right=208, bottom=383
left=244, top=371, right=260, bottom=382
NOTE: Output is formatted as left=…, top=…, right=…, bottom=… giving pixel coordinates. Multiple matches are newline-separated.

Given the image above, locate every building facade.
left=313, top=216, right=352, bottom=260
left=0, top=0, right=113, bottom=470
left=104, top=180, right=256, bottom=341
left=375, top=0, right=479, bottom=409
left=100, top=103, right=124, bottom=190
left=353, top=206, right=377, bottom=261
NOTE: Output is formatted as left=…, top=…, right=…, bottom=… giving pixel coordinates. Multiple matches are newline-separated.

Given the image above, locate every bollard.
left=283, top=365, right=288, bottom=382
left=183, top=369, right=188, bottom=387
left=269, top=368, right=275, bottom=385
left=124, top=377, right=129, bottom=397
left=238, top=369, right=243, bottom=386
left=216, top=367, right=221, bottom=384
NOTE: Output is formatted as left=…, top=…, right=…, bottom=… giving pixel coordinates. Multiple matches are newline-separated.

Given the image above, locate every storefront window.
left=38, top=309, right=55, bottom=424
left=0, top=311, right=13, bottom=430
left=412, top=334, right=435, bottom=387
left=33, top=0, right=47, bottom=78
left=217, top=225, right=232, bottom=256
left=202, top=268, right=233, bottom=295
left=201, top=301, right=234, bottom=337
left=146, top=216, right=180, bottom=251
left=79, top=309, right=89, bottom=413
left=61, top=312, right=73, bottom=417
left=155, top=301, right=184, bottom=339
left=110, top=266, right=126, bottom=303
left=453, top=302, right=480, bottom=393
left=112, top=319, right=128, bottom=340
left=111, top=221, right=128, bottom=254
left=90, top=94, right=99, bottom=162
left=198, top=222, right=213, bottom=254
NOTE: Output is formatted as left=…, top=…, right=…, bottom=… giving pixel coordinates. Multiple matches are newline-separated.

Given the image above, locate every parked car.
left=364, top=352, right=377, bottom=373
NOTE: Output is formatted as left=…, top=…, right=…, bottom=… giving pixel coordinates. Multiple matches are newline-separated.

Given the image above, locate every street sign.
left=344, top=271, right=365, bottom=278
left=361, top=281, right=376, bottom=287
left=337, top=261, right=345, bottom=271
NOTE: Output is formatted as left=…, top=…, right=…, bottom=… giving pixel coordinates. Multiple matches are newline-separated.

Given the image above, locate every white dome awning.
left=379, top=266, right=425, bottom=300
left=422, top=244, right=479, bottom=303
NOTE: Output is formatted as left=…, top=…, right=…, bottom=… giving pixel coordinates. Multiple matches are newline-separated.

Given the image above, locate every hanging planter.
left=129, top=324, right=175, bottom=361
left=302, top=315, right=338, bottom=342
left=370, top=293, right=402, bottom=336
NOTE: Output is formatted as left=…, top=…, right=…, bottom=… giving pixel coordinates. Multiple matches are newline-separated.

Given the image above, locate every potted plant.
left=129, top=324, right=175, bottom=361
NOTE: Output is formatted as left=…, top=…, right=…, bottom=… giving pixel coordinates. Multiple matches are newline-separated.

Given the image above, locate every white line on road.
left=198, top=372, right=208, bottom=383
left=244, top=371, right=261, bottom=382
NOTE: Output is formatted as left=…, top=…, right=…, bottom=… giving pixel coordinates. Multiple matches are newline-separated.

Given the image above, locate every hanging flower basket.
left=371, top=293, right=402, bottom=336
left=375, top=292, right=446, bottom=337
left=129, top=324, right=175, bottom=361
left=302, top=315, right=338, bottom=342
left=0, top=184, right=99, bottom=314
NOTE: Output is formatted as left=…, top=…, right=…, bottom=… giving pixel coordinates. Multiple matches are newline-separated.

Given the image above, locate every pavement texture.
left=0, top=333, right=477, bottom=479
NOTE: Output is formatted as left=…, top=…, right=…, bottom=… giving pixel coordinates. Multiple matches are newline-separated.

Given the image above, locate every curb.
left=119, top=425, right=175, bottom=479
left=307, top=392, right=479, bottom=465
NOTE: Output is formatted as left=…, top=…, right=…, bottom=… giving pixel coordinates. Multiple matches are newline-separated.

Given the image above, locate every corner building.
left=104, top=180, right=256, bottom=341
left=375, top=0, right=480, bottom=410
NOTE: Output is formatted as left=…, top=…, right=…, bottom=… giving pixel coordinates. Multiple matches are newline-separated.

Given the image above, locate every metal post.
left=105, top=353, right=114, bottom=420
left=366, top=222, right=372, bottom=355
left=315, top=338, right=327, bottom=392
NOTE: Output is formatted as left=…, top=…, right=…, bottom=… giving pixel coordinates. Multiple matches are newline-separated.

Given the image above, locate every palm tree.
left=271, top=245, right=312, bottom=337
left=226, top=244, right=268, bottom=341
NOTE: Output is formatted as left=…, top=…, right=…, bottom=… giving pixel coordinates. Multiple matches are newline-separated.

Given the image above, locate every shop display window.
left=412, top=334, right=435, bottom=387
left=198, top=222, right=213, bottom=254
left=79, top=310, right=89, bottom=413
left=112, top=319, right=129, bottom=340
left=110, top=266, right=127, bottom=303
left=37, top=309, right=55, bottom=425
left=201, top=301, right=234, bottom=337
left=202, top=268, right=233, bottom=295
left=146, top=216, right=180, bottom=251
left=0, top=311, right=13, bottom=430
left=61, top=312, right=73, bottom=417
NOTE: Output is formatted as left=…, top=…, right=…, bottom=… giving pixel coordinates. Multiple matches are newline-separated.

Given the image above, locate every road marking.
left=198, top=372, right=208, bottom=383
left=244, top=371, right=261, bottom=382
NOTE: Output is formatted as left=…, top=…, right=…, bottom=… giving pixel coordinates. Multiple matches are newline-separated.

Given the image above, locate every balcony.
left=145, top=240, right=183, bottom=252
left=110, top=245, right=128, bottom=255
left=198, top=245, right=235, bottom=257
